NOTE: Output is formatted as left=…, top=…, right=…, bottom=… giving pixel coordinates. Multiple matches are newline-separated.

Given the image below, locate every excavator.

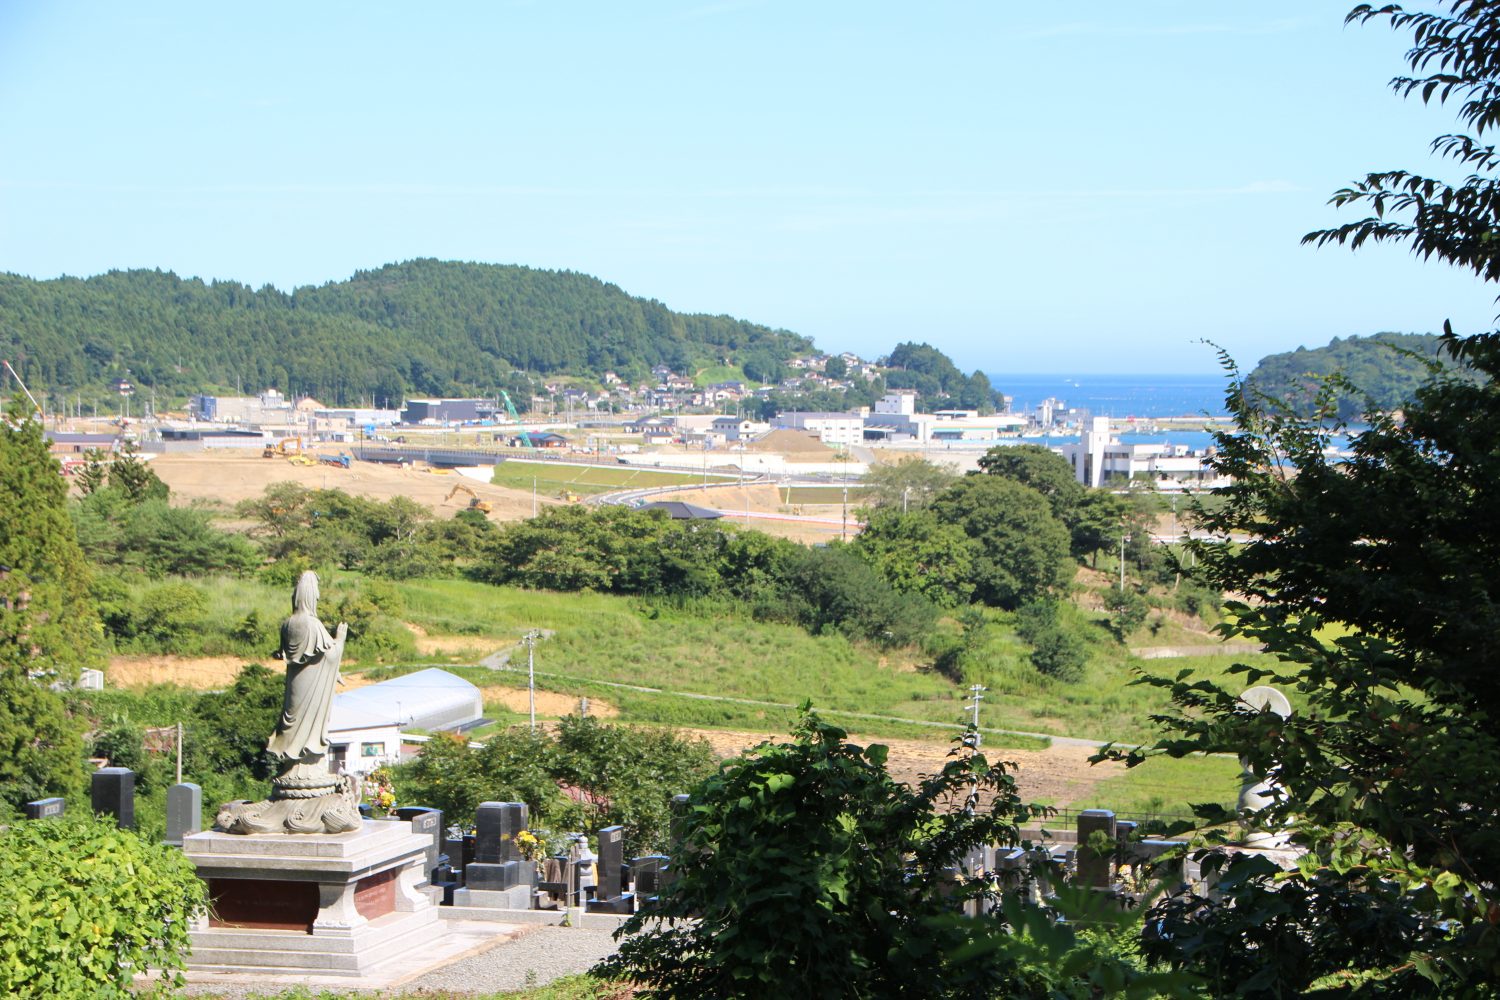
left=444, top=482, right=493, bottom=514
left=263, top=437, right=305, bottom=459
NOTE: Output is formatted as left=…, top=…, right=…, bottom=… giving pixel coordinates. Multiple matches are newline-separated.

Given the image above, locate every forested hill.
left=0, top=259, right=812, bottom=405
left=1247, top=332, right=1470, bottom=419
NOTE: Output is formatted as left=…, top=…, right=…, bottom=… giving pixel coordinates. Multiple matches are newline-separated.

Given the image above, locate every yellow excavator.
left=444, top=482, right=493, bottom=514
left=263, top=437, right=305, bottom=459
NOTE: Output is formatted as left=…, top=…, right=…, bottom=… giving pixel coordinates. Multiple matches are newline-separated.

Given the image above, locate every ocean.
left=988, top=372, right=1232, bottom=419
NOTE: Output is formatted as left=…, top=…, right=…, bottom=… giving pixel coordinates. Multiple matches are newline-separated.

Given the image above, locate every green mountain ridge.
left=1245, top=331, right=1470, bottom=419
left=0, top=259, right=812, bottom=406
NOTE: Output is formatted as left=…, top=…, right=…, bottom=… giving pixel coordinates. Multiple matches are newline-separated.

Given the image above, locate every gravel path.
left=405, top=925, right=622, bottom=994
left=174, top=926, right=623, bottom=999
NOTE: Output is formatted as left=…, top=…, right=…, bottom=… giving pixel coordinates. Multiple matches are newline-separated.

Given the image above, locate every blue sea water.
left=988, top=372, right=1231, bottom=419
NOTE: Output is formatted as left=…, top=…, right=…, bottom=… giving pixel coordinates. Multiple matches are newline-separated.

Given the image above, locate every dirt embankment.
left=146, top=452, right=545, bottom=521
left=679, top=728, right=1121, bottom=808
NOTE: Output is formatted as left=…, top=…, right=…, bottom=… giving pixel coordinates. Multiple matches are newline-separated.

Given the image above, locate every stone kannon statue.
left=1236, top=684, right=1294, bottom=849
left=216, top=571, right=363, bottom=834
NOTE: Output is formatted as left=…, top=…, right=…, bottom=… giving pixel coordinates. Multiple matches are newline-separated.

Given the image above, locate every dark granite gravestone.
left=1076, top=809, right=1117, bottom=889
left=92, top=767, right=136, bottom=830
left=394, top=806, right=444, bottom=881
left=629, top=854, right=669, bottom=897
left=586, top=825, right=634, bottom=914
left=24, top=797, right=65, bottom=820
left=165, top=782, right=202, bottom=847
left=467, top=801, right=531, bottom=893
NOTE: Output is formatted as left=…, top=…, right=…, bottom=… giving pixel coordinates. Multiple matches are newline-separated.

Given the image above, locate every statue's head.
left=292, top=570, right=320, bottom=614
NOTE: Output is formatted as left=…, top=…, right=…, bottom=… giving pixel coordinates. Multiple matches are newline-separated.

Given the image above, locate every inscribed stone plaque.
left=24, top=797, right=64, bottom=820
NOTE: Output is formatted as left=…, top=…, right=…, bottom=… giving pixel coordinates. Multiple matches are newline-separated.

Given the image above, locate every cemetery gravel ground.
left=177, top=926, right=624, bottom=999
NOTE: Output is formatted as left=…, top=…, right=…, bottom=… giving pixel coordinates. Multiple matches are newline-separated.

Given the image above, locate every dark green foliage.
left=192, top=663, right=284, bottom=782
left=1104, top=7, right=1500, bottom=992
left=237, top=483, right=466, bottom=579
left=0, top=407, right=96, bottom=815
left=0, top=405, right=101, bottom=681
left=823, top=355, right=849, bottom=379
left=74, top=492, right=258, bottom=578
left=394, top=718, right=714, bottom=855
left=0, top=814, right=206, bottom=998
left=1, top=260, right=811, bottom=404
left=883, top=341, right=1003, bottom=412
left=851, top=509, right=975, bottom=608
left=929, top=475, right=1074, bottom=609
left=1247, top=332, right=1470, bottom=421
left=1015, top=601, right=1088, bottom=682
left=776, top=544, right=936, bottom=646
left=1102, top=588, right=1150, bottom=642
left=475, top=506, right=933, bottom=647
left=977, top=444, right=1085, bottom=521
left=598, top=712, right=1044, bottom=997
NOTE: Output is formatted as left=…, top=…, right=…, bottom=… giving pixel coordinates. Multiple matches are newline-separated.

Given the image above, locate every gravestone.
left=24, top=797, right=65, bottom=821
left=459, top=802, right=533, bottom=908
left=629, top=854, right=669, bottom=900
left=394, top=806, right=444, bottom=881
left=166, top=783, right=202, bottom=847
left=92, top=767, right=136, bottom=830
left=586, top=825, right=634, bottom=914
left=1075, top=809, right=1116, bottom=889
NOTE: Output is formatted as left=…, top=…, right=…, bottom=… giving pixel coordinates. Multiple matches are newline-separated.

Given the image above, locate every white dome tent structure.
left=326, top=668, right=483, bottom=774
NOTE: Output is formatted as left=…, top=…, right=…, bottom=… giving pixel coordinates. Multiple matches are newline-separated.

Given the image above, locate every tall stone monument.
left=216, top=571, right=361, bottom=834
left=181, top=571, right=441, bottom=977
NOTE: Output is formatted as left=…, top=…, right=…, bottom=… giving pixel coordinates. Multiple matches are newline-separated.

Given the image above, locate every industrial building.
left=326, top=668, right=483, bottom=774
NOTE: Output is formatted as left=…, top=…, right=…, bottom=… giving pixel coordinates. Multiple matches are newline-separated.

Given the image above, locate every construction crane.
left=499, top=390, right=535, bottom=450
left=444, top=482, right=493, bottom=514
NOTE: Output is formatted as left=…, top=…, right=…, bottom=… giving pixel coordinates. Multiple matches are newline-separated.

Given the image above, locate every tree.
left=852, top=509, right=975, bottom=608
left=598, top=711, right=1051, bottom=998
left=1105, top=6, right=1500, bottom=992
left=859, top=456, right=957, bottom=513
left=977, top=444, right=1085, bottom=520
left=930, top=476, right=1074, bottom=609
left=823, top=355, right=848, bottom=379
left=0, top=406, right=96, bottom=815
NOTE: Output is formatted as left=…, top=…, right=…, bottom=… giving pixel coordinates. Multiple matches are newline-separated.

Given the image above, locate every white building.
left=327, top=668, right=483, bottom=775
left=1061, top=417, right=1224, bottom=490
left=710, top=416, right=769, bottom=442
left=773, top=411, right=864, bottom=447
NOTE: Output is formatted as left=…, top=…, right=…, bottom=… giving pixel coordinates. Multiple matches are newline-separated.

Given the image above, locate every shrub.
left=0, top=814, right=206, bottom=998
left=133, top=582, right=208, bottom=644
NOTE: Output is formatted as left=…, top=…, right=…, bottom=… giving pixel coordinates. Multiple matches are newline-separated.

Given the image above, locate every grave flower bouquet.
left=364, top=767, right=396, bottom=817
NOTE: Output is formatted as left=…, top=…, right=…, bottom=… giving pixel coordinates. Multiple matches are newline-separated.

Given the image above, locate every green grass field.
left=781, top=485, right=870, bottom=504
left=490, top=460, right=738, bottom=497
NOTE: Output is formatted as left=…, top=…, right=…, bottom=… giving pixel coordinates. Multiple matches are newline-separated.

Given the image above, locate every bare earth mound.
left=682, top=728, right=1121, bottom=808
left=479, top=685, right=619, bottom=718
left=747, top=428, right=838, bottom=461
left=147, top=452, right=545, bottom=521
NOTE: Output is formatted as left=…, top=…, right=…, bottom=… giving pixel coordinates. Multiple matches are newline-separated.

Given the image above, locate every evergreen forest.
left=0, top=259, right=811, bottom=406
left=1245, top=331, right=1473, bottom=419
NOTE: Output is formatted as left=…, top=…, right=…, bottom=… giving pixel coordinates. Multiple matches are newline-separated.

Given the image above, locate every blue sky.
left=1, top=1, right=1494, bottom=373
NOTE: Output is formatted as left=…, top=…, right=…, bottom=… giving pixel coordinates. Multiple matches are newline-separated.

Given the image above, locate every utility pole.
left=967, top=684, right=987, bottom=742
left=1119, top=524, right=1126, bottom=592
left=902, top=486, right=910, bottom=515
left=523, top=630, right=542, bottom=732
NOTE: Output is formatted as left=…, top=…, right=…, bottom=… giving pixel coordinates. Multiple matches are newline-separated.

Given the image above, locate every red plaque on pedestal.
left=208, top=878, right=319, bottom=932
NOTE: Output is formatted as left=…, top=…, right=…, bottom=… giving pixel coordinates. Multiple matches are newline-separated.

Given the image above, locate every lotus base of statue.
left=216, top=767, right=363, bottom=835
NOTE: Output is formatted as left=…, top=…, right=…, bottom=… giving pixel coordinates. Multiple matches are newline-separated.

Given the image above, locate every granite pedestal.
left=182, top=819, right=441, bottom=976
